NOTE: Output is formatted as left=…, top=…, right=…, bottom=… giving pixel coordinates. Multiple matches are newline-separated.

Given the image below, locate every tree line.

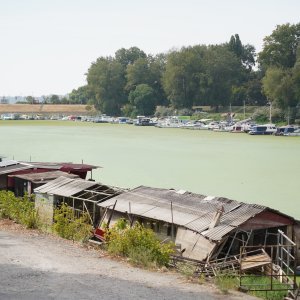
left=29, top=23, right=300, bottom=120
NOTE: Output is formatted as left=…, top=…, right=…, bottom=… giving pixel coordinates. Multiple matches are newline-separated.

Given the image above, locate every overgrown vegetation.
left=176, top=262, right=197, bottom=278
left=105, top=219, right=174, bottom=268
left=214, top=274, right=239, bottom=294
left=241, top=276, right=289, bottom=300
left=1, top=192, right=296, bottom=298
left=0, top=191, right=39, bottom=228
left=52, top=203, right=92, bottom=242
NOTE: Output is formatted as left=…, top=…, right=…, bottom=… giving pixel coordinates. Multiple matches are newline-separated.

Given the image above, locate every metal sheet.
left=0, top=163, right=32, bottom=175
left=98, top=186, right=276, bottom=242
left=0, top=160, right=18, bottom=168
left=34, top=176, right=96, bottom=197
left=142, top=206, right=199, bottom=225
left=12, top=171, right=79, bottom=182
left=184, top=213, right=215, bottom=232
left=221, top=205, right=264, bottom=227
left=202, top=224, right=236, bottom=241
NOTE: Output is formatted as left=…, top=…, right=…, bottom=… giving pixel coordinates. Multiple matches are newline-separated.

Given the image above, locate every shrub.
left=105, top=219, right=174, bottom=268
left=52, top=203, right=92, bottom=242
left=0, top=191, right=39, bottom=229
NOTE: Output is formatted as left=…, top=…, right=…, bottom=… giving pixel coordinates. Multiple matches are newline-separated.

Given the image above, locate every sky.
left=0, top=0, right=299, bottom=97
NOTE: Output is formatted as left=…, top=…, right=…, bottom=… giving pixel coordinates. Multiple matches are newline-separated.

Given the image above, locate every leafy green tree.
left=126, top=54, right=167, bottom=105
left=259, top=23, right=300, bottom=69
left=115, top=47, right=147, bottom=67
left=26, top=96, right=36, bottom=104
left=49, top=94, right=60, bottom=104
left=231, top=85, right=247, bottom=106
left=229, top=34, right=243, bottom=58
left=163, top=45, right=207, bottom=109
left=126, top=57, right=152, bottom=91
left=262, top=67, right=296, bottom=110
left=86, top=57, right=126, bottom=115
left=148, top=54, right=168, bottom=105
left=228, top=34, right=256, bottom=71
left=128, top=84, right=156, bottom=116
left=69, top=85, right=91, bottom=104
left=244, top=77, right=267, bottom=105
left=293, top=45, right=300, bottom=102
left=198, top=45, right=242, bottom=110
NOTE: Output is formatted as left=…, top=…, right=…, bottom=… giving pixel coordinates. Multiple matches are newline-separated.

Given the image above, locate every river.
left=1, top=120, right=299, bottom=219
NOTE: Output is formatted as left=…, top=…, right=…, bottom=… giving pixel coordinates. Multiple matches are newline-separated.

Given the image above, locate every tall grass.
left=240, top=276, right=289, bottom=299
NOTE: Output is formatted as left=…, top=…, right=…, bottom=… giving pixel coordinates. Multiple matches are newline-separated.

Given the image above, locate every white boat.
left=248, top=124, right=277, bottom=135
left=156, top=116, right=186, bottom=128
left=135, top=116, right=156, bottom=126
left=181, top=121, right=206, bottom=130
left=203, top=121, right=220, bottom=130
left=284, top=128, right=300, bottom=136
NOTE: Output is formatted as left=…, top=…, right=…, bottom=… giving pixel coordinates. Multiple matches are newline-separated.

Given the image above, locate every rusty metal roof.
left=34, top=176, right=97, bottom=197
left=11, top=171, right=79, bottom=183
left=97, top=186, right=268, bottom=241
left=24, top=162, right=99, bottom=170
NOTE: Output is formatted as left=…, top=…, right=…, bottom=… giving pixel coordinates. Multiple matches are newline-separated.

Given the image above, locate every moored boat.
left=248, top=124, right=277, bottom=135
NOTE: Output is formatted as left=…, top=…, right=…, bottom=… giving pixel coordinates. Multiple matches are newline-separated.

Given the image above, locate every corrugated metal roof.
left=184, top=213, right=215, bottom=232
left=11, top=171, right=79, bottom=182
left=0, top=162, right=32, bottom=175
left=0, top=160, right=18, bottom=168
left=202, top=224, right=236, bottom=241
left=97, top=185, right=267, bottom=241
left=24, top=162, right=99, bottom=170
left=34, top=176, right=97, bottom=197
left=220, top=204, right=264, bottom=227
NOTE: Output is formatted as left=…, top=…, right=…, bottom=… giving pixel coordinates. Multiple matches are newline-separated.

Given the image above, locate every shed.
left=34, top=176, right=123, bottom=226
left=97, top=186, right=297, bottom=262
left=1, top=160, right=100, bottom=191
left=11, top=171, right=79, bottom=197
left=0, top=160, right=32, bottom=190
left=25, top=162, right=99, bottom=179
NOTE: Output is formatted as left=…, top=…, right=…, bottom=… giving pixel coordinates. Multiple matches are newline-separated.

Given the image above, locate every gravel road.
left=0, top=222, right=257, bottom=300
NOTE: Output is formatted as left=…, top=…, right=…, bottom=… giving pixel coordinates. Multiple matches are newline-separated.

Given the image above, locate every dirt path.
left=0, top=221, right=257, bottom=300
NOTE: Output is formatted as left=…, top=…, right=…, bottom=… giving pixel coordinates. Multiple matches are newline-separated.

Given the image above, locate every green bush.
left=105, top=219, right=174, bottom=268
left=52, top=203, right=92, bottom=242
left=0, top=191, right=39, bottom=229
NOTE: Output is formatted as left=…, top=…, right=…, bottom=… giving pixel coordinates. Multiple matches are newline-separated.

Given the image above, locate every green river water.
left=1, top=121, right=299, bottom=219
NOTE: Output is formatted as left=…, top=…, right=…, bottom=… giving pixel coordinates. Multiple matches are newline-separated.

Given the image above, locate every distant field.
left=0, top=104, right=96, bottom=114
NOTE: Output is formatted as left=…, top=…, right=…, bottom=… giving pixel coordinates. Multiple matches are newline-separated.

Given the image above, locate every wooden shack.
left=11, top=171, right=79, bottom=197
left=0, top=160, right=32, bottom=190
left=34, top=176, right=122, bottom=226
left=97, top=186, right=298, bottom=264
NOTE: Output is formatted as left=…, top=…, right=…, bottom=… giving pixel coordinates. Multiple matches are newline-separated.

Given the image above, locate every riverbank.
left=0, top=219, right=257, bottom=300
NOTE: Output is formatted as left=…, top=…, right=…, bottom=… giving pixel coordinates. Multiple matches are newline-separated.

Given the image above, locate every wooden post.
left=107, top=200, right=117, bottom=228
left=171, top=201, right=174, bottom=240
